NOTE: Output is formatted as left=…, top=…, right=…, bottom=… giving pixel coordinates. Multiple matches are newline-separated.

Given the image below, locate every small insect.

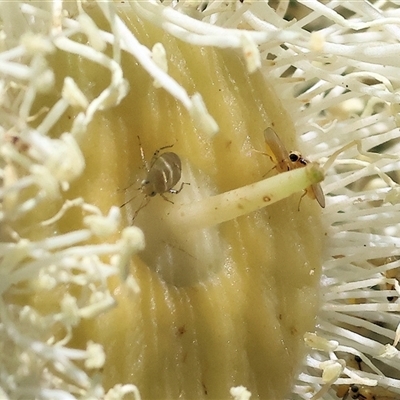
left=120, top=137, right=187, bottom=218
left=335, top=356, right=399, bottom=400
left=263, top=127, right=325, bottom=208
left=381, top=257, right=400, bottom=302
left=340, top=384, right=399, bottom=400
left=369, top=256, right=400, bottom=302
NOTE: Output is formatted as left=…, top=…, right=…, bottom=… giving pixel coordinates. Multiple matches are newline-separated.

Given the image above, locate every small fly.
left=263, top=127, right=325, bottom=208
left=121, top=137, right=187, bottom=218
left=341, top=384, right=399, bottom=400
left=335, top=355, right=399, bottom=400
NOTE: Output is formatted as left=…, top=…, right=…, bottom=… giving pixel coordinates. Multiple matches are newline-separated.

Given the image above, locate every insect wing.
left=263, top=127, right=290, bottom=172
left=311, top=182, right=325, bottom=208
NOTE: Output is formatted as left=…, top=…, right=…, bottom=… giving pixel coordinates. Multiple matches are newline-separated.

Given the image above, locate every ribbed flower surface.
left=1, top=1, right=400, bottom=400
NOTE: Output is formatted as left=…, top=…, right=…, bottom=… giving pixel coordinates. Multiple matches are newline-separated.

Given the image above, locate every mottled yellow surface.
left=30, top=7, right=323, bottom=400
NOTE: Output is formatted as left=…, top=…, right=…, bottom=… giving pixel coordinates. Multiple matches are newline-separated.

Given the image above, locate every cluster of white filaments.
left=0, top=1, right=147, bottom=398
left=2, top=0, right=400, bottom=399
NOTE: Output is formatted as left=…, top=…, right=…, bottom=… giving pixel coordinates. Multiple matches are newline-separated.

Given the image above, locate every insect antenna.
left=160, top=193, right=175, bottom=204
left=118, top=182, right=140, bottom=192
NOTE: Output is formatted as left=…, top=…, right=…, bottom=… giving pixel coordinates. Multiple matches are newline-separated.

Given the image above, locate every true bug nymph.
left=141, top=149, right=183, bottom=199
left=263, top=127, right=325, bottom=208
left=120, top=137, right=187, bottom=218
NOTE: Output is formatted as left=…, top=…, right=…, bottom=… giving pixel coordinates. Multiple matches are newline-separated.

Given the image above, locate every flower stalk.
left=171, top=163, right=324, bottom=229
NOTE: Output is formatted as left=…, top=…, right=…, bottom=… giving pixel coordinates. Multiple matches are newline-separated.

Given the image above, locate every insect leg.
left=159, top=182, right=190, bottom=203
left=168, top=182, right=190, bottom=195
left=297, top=190, right=308, bottom=211
left=132, top=196, right=151, bottom=220
left=158, top=143, right=175, bottom=152
left=150, top=143, right=175, bottom=168
left=160, top=193, right=175, bottom=204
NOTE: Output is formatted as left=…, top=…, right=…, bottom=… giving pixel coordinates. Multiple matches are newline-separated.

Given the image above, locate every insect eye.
left=350, top=385, right=359, bottom=394
left=150, top=191, right=156, bottom=197
left=289, top=153, right=298, bottom=162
